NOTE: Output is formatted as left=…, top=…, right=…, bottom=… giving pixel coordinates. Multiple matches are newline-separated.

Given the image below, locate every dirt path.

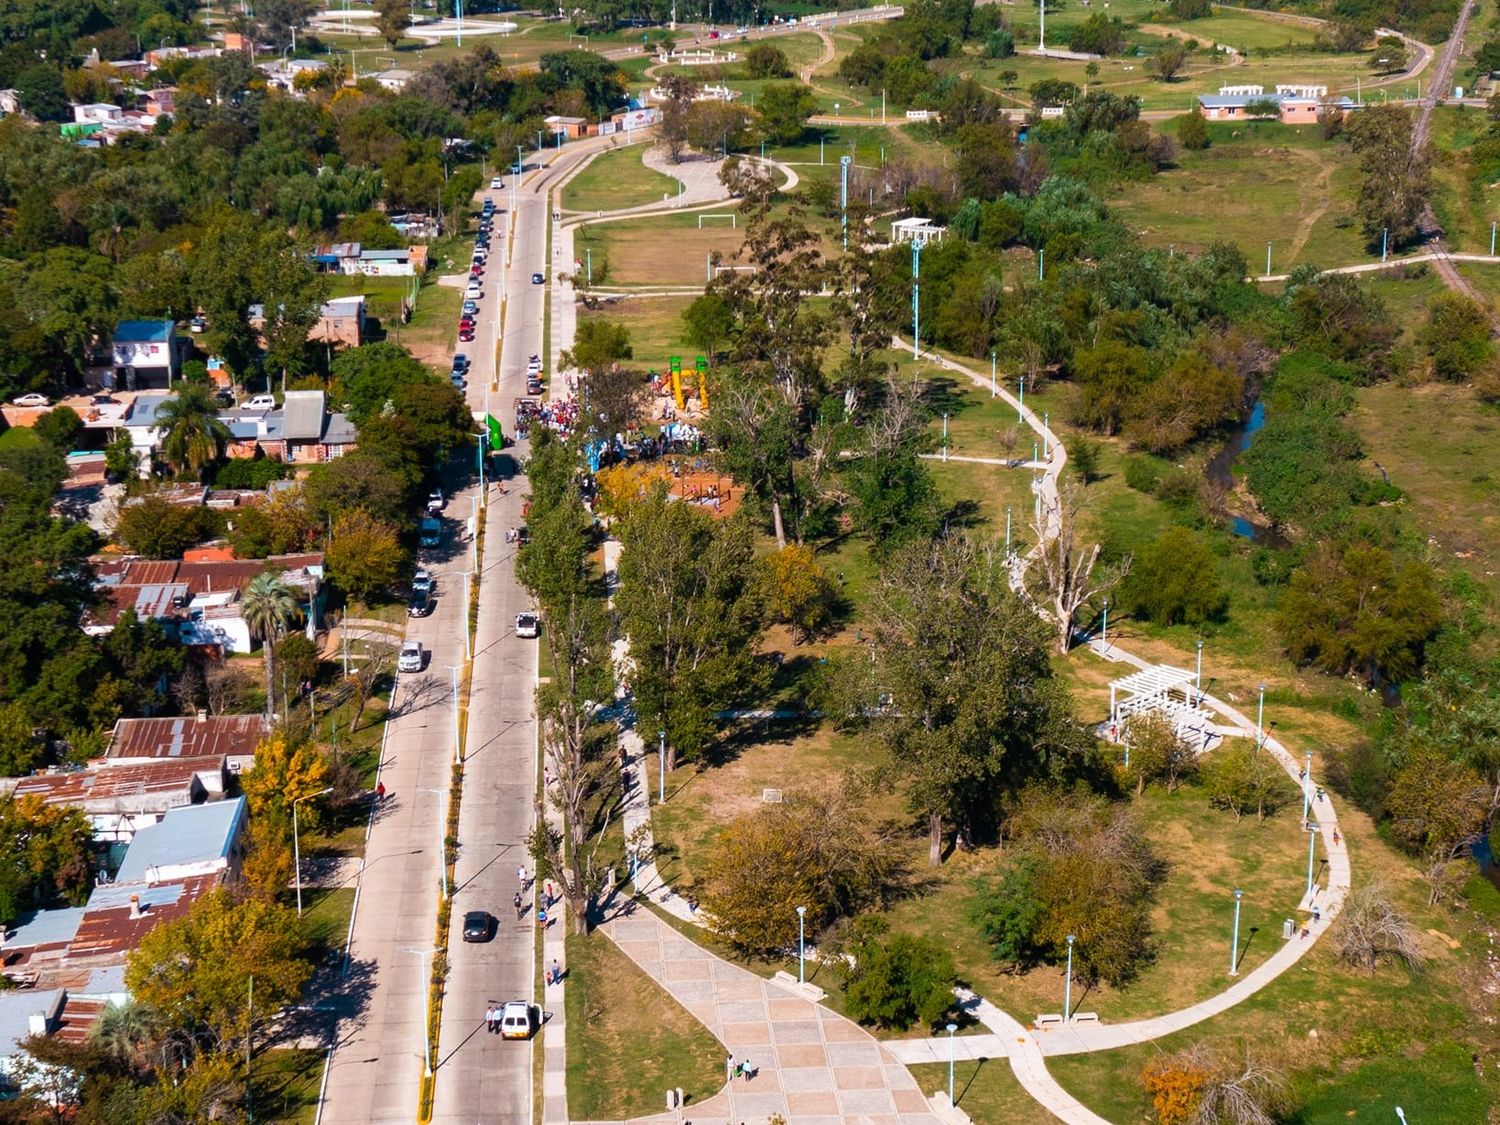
left=800, top=26, right=867, bottom=108
left=1285, top=147, right=1335, bottom=264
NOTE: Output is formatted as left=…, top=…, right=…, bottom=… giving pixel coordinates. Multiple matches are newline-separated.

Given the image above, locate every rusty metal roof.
left=106, top=715, right=266, bottom=761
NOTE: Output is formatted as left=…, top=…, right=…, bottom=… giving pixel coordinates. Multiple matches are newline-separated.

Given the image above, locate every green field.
left=574, top=211, right=750, bottom=288
left=1108, top=122, right=1368, bottom=271
left=561, top=142, right=681, bottom=213
left=578, top=294, right=695, bottom=362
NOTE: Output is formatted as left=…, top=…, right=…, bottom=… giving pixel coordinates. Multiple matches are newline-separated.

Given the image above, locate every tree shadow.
left=939, top=498, right=984, bottom=531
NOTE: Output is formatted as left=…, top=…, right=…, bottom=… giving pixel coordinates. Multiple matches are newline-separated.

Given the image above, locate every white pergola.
left=1109, top=664, right=1211, bottom=734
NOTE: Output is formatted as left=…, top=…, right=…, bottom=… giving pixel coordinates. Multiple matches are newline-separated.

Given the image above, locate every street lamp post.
left=293, top=787, right=334, bottom=915
left=1305, top=822, right=1319, bottom=898
left=658, top=729, right=666, bottom=803
left=1395, top=1108, right=1408, bottom=1125
left=946, top=1022, right=958, bottom=1103
left=1229, top=889, right=1243, bottom=975
left=1064, top=934, right=1076, bottom=1022
left=991, top=351, right=996, bottom=396
left=1255, top=684, right=1266, bottom=750
left=796, top=905, right=806, bottom=984
left=1301, top=750, right=1313, bottom=821
left=1017, top=373, right=1025, bottom=422
left=1195, top=639, right=1204, bottom=704
left=448, top=664, right=462, bottom=765
left=404, top=948, right=434, bottom=1077
left=1101, top=599, right=1109, bottom=648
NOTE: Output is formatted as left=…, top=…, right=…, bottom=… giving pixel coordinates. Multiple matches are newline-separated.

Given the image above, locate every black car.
left=408, top=589, right=433, bottom=618
left=462, top=910, right=494, bottom=942
left=531, top=272, right=544, bottom=285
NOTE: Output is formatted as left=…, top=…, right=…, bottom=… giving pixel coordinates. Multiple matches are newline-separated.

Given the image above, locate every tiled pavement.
left=581, top=904, right=943, bottom=1125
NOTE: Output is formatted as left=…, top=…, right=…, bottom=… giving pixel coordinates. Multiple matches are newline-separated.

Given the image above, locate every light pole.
left=1255, top=684, right=1266, bottom=750
left=911, top=238, right=925, bottom=359
left=1101, top=599, right=1109, bottom=647
left=1301, top=750, right=1313, bottom=821
left=990, top=351, right=996, bottom=397
left=1395, top=1108, right=1408, bottom=1125
left=1195, top=639, right=1204, bottom=704
left=1381, top=226, right=1388, bottom=263
left=418, top=788, right=449, bottom=899
left=946, top=1022, right=958, bottom=1103
left=1305, top=822, right=1319, bottom=898
left=447, top=664, right=462, bottom=765
left=1017, top=373, right=1025, bottom=422
left=404, top=948, right=434, bottom=1077
left=1043, top=411, right=1049, bottom=457
left=1063, top=934, right=1075, bottom=1022
left=796, top=905, right=806, bottom=984
left=1005, top=507, right=1012, bottom=552
left=293, top=787, right=334, bottom=915
left=1229, top=888, right=1243, bottom=975
left=658, top=729, right=666, bottom=803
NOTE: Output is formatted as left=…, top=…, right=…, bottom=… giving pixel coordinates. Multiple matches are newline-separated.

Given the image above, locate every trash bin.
left=1282, top=918, right=1294, bottom=940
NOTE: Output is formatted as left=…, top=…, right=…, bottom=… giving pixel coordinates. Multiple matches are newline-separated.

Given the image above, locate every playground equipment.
left=669, top=356, right=710, bottom=412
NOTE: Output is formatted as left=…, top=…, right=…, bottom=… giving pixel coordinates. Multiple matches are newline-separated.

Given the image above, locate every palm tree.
left=90, top=999, right=153, bottom=1066
left=241, top=571, right=305, bottom=719
left=155, top=383, right=231, bottom=479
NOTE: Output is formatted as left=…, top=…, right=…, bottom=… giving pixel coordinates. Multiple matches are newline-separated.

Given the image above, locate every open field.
left=1108, top=122, right=1367, bottom=270
left=1352, top=381, right=1500, bottom=604
left=574, top=212, right=746, bottom=287
left=564, top=929, right=726, bottom=1120
left=313, top=15, right=649, bottom=72
left=578, top=294, right=695, bottom=362
left=1428, top=105, right=1500, bottom=253
left=561, top=142, right=681, bottom=213
left=1153, top=10, right=1323, bottom=51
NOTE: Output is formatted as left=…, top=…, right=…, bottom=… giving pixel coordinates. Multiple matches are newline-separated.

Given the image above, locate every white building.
left=890, top=217, right=948, bottom=244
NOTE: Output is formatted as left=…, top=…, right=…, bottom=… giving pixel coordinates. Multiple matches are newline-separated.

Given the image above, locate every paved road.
left=319, top=471, right=480, bottom=1118
left=430, top=133, right=625, bottom=1125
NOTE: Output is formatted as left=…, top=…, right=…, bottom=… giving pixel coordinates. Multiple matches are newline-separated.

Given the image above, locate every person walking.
left=550, top=958, right=560, bottom=986
left=741, top=1056, right=753, bottom=1082
left=518, top=864, right=529, bottom=889
left=375, top=781, right=385, bottom=802
left=485, top=1005, right=495, bottom=1033
left=513, top=892, right=524, bottom=921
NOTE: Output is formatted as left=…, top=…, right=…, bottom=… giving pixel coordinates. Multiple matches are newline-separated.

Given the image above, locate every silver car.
left=398, top=641, right=425, bottom=673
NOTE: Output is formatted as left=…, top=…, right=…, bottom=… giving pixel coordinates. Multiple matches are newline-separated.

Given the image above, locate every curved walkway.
left=904, top=343, right=1352, bottom=1120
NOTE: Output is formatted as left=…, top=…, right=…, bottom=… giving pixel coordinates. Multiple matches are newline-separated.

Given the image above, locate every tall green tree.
left=615, top=492, right=763, bottom=770
left=754, top=81, right=818, bottom=145
left=868, top=534, right=1095, bottom=865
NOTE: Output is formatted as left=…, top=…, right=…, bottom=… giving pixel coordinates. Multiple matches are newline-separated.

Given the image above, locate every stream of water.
left=1205, top=401, right=1286, bottom=546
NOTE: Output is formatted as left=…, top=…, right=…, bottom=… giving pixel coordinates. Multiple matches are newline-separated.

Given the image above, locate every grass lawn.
left=1351, top=380, right=1500, bottom=604
left=561, top=142, right=681, bottom=213
left=575, top=211, right=747, bottom=287
left=578, top=294, right=695, bottom=363
left=910, top=1060, right=1065, bottom=1123
left=0, top=426, right=42, bottom=451
left=251, top=1048, right=325, bottom=1125
left=564, top=930, right=726, bottom=1119
left=1108, top=122, right=1366, bottom=271
left=1427, top=105, right=1499, bottom=254
left=300, top=887, right=357, bottom=955
left=1154, top=10, right=1322, bottom=51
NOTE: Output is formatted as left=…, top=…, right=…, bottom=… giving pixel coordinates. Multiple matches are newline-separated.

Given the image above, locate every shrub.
left=1175, top=107, right=1210, bottom=149
left=32, top=406, right=82, bottom=452
left=114, top=496, right=219, bottom=558
left=839, top=917, right=956, bottom=1030
left=213, top=456, right=292, bottom=490
left=1120, top=526, right=1228, bottom=626
left=1124, top=456, right=1161, bottom=493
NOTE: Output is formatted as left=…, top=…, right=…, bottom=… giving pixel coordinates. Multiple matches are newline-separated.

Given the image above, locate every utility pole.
left=840, top=156, right=851, bottom=250
left=1039, top=0, right=1045, bottom=50
left=911, top=239, right=925, bottom=359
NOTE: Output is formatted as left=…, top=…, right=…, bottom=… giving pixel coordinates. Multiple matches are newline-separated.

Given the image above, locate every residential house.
left=259, top=57, right=328, bottom=92
left=357, top=247, right=416, bottom=276
left=1196, top=84, right=1358, bottom=124
left=110, top=798, right=247, bottom=884
left=72, top=103, right=122, bottom=126
left=103, top=714, right=266, bottom=777
left=0, top=990, right=65, bottom=1092
left=109, top=320, right=180, bottom=390
left=310, top=242, right=362, bottom=274
left=145, top=45, right=221, bottom=67
left=544, top=114, right=589, bottom=139
left=250, top=296, right=364, bottom=350
left=372, top=68, right=413, bottom=92
left=8, top=757, right=227, bottom=843
left=89, top=554, right=325, bottom=654
left=143, top=87, right=176, bottom=116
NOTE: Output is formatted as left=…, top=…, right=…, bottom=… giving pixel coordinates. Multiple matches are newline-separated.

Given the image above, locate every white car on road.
left=398, top=641, right=425, bottom=673
left=515, top=612, right=539, bottom=638
left=490, top=176, right=503, bottom=189
left=10, top=393, right=49, bottom=408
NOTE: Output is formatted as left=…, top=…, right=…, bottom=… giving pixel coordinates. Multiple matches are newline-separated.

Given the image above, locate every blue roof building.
left=110, top=319, right=180, bottom=391
left=112, top=797, right=246, bottom=885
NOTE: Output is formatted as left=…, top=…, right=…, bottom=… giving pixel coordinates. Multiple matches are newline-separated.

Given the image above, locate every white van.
left=498, top=1001, right=539, bottom=1040
left=246, top=394, right=276, bottom=411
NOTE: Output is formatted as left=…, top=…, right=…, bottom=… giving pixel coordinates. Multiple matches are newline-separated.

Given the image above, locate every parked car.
left=463, top=300, right=479, bottom=315
left=10, top=393, right=49, bottom=408
left=531, top=272, right=544, bottom=285
left=413, top=568, right=434, bottom=594
left=408, top=589, right=432, bottom=618
left=398, top=641, right=425, bottom=673
left=452, top=355, right=469, bottom=372
left=419, top=517, right=442, bottom=547
left=498, top=1001, right=539, bottom=1040
left=459, top=329, right=475, bottom=342
left=463, top=910, right=494, bottom=942
left=515, top=611, right=540, bottom=638
left=246, top=394, right=276, bottom=411
left=465, top=284, right=482, bottom=299
left=490, top=176, right=503, bottom=189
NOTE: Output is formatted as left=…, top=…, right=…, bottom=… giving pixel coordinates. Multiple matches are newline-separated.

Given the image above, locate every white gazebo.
left=890, top=218, right=947, bottom=244
left=1108, top=664, right=1212, bottom=737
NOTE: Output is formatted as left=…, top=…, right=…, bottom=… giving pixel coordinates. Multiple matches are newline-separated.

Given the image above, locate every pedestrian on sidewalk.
left=375, top=781, right=385, bottom=802
left=544, top=880, right=554, bottom=907
left=551, top=958, right=561, bottom=985
left=726, top=1055, right=735, bottom=1083
left=733, top=1057, right=742, bottom=1080
left=485, top=1005, right=495, bottom=1033
left=742, top=1056, right=754, bottom=1082
left=513, top=892, right=524, bottom=920
left=518, top=864, right=529, bottom=889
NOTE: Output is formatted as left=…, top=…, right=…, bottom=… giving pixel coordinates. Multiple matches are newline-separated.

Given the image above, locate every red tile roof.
left=66, top=875, right=220, bottom=963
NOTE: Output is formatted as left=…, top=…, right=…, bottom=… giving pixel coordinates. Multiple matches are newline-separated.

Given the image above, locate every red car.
left=459, top=331, right=475, bottom=342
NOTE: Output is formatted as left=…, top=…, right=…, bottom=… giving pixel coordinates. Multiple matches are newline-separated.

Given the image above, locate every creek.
left=1205, top=400, right=1287, bottom=547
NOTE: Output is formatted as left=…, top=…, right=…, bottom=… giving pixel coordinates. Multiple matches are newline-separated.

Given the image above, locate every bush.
left=984, top=28, right=1015, bottom=58
left=213, top=456, right=292, bottom=490
left=839, top=917, right=956, bottom=1030
left=744, top=43, right=792, bottom=78
left=1202, top=741, right=1292, bottom=822
left=1120, top=526, right=1228, bottom=626
left=1124, top=456, right=1161, bottom=494
left=114, top=496, right=219, bottom=558
left=1068, top=13, right=1127, bottom=55
left=32, top=406, right=82, bottom=452
left=1175, top=107, right=1209, bottom=150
